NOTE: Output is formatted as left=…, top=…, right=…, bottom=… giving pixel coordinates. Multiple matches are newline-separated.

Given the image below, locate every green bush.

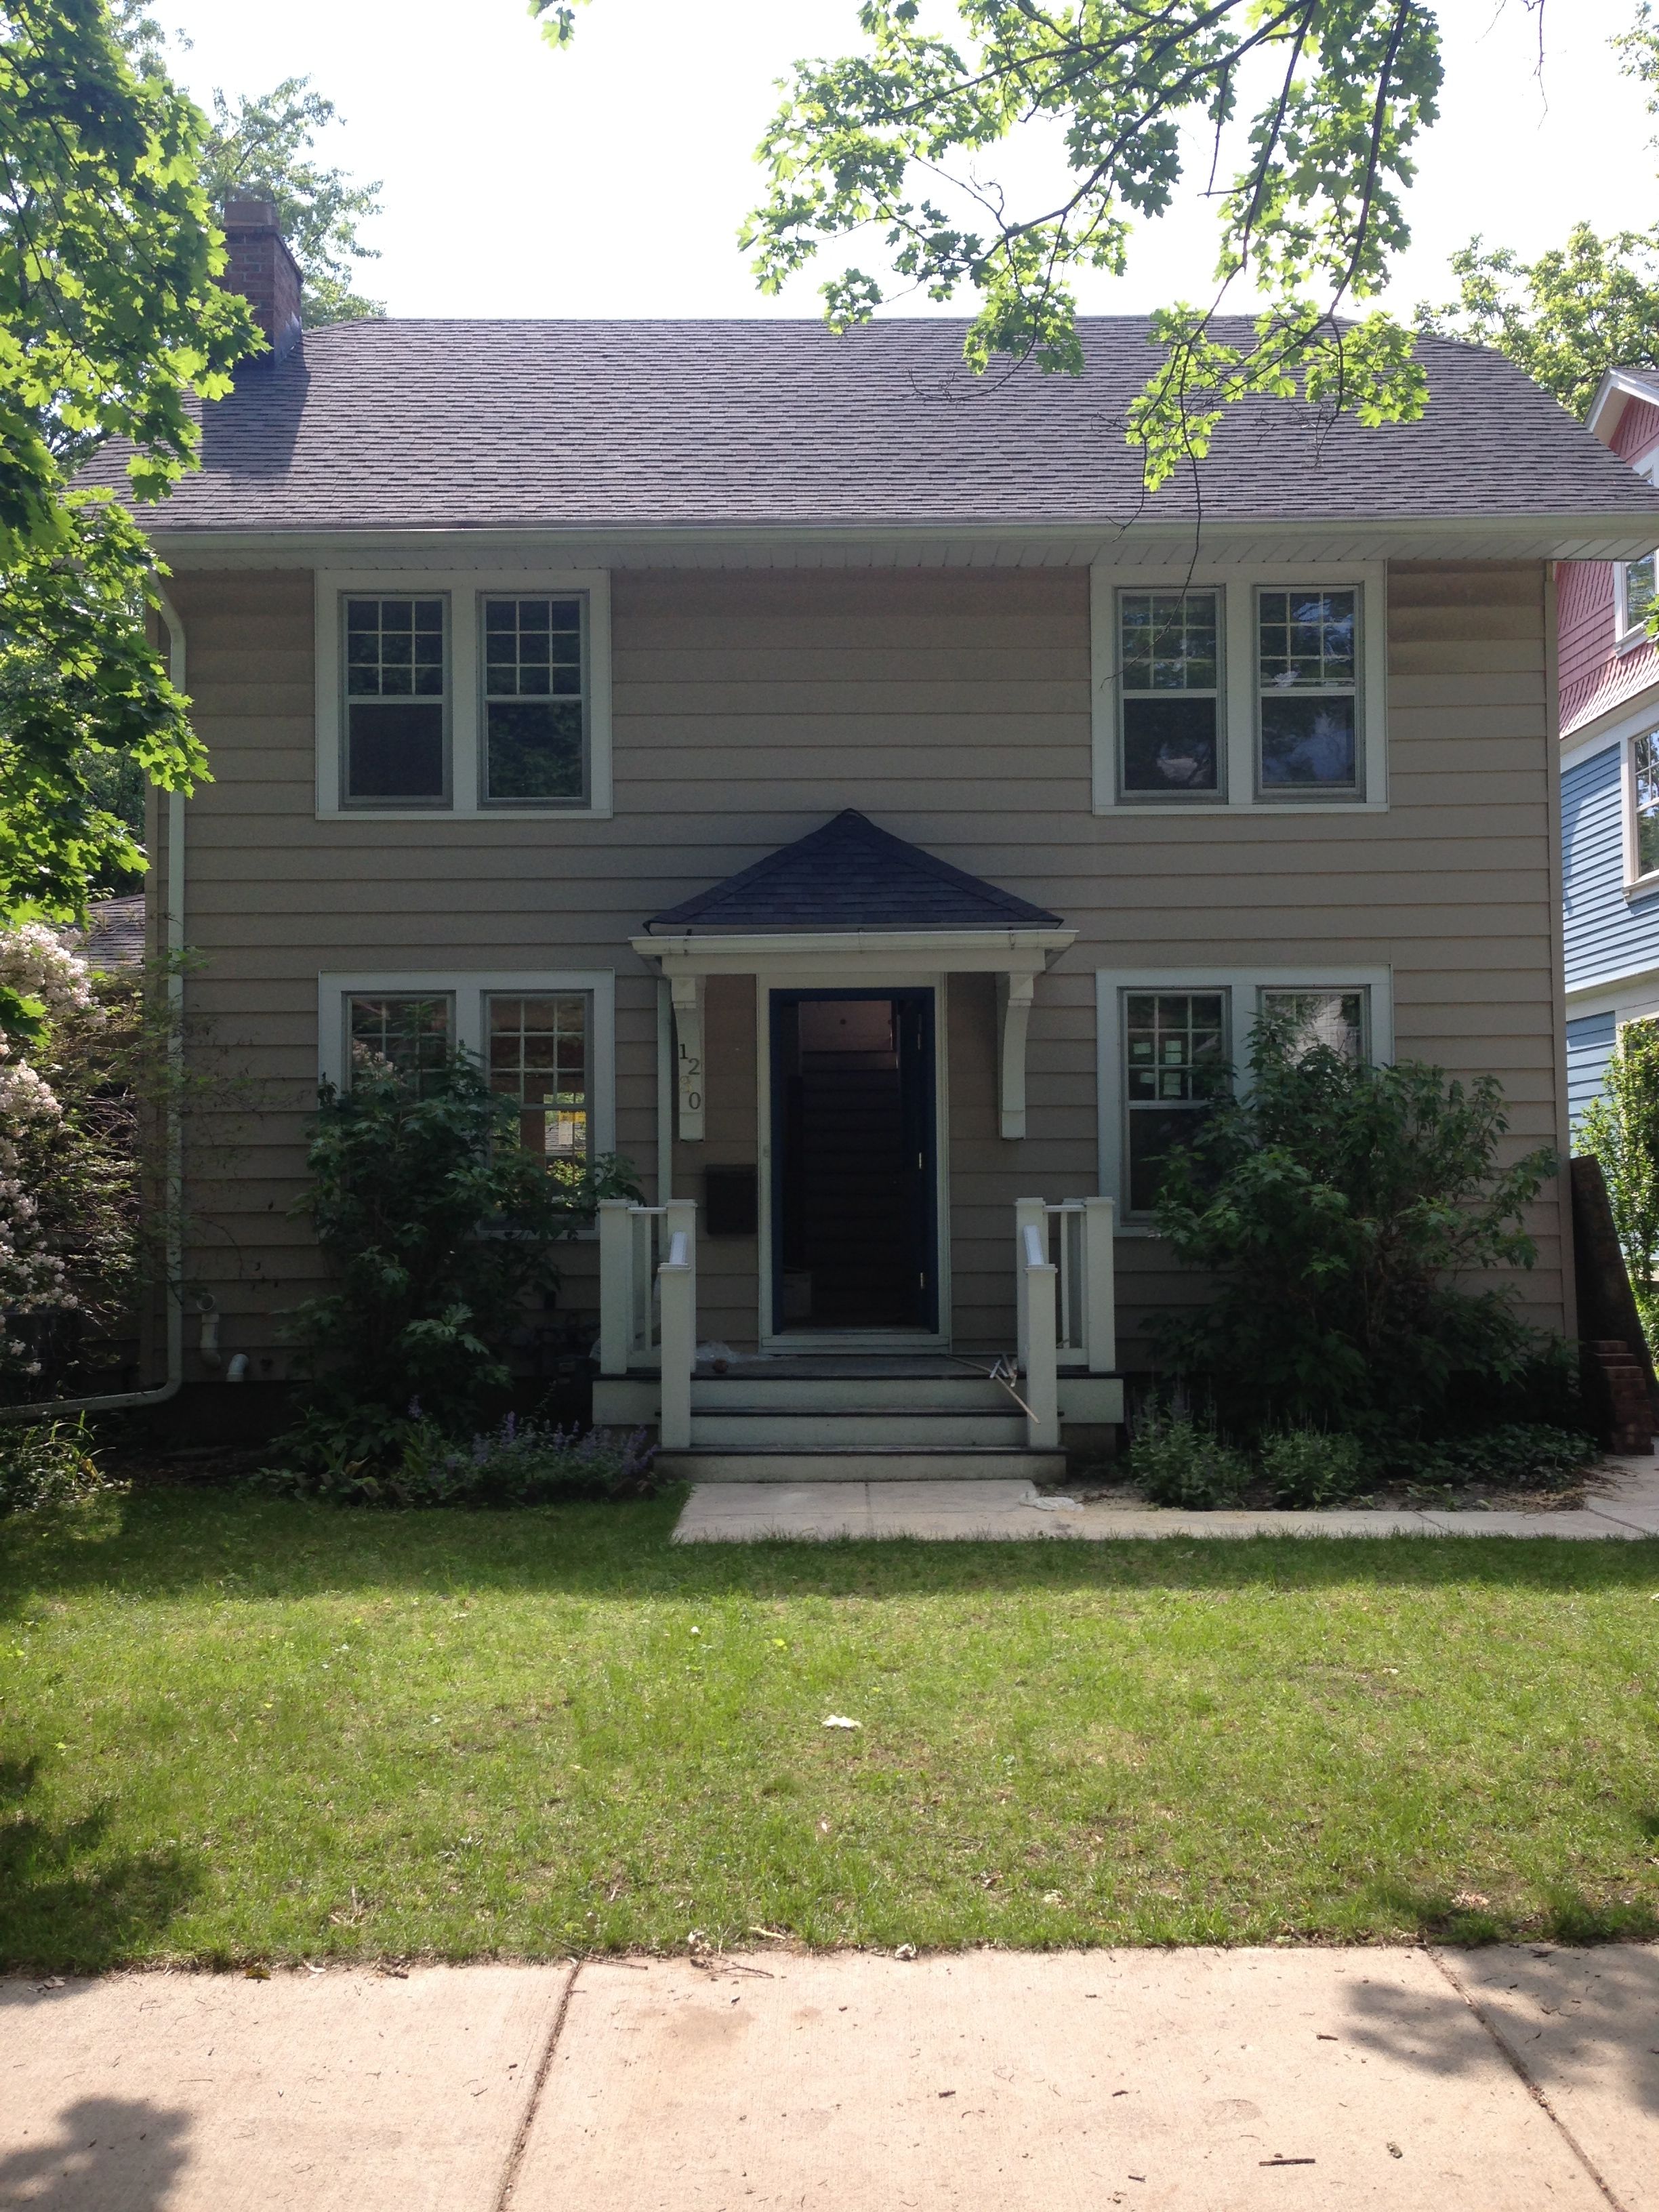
left=262, top=1414, right=655, bottom=1509
left=1151, top=1015, right=1558, bottom=1438
left=1380, top=1423, right=1601, bottom=1492
left=1579, top=1017, right=1659, bottom=1350
left=1128, top=1407, right=1251, bottom=1508
left=0, top=1417, right=112, bottom=1513
left=1256, top=1429, right=1368, bottom=1507
left=279, top=1052, right=640, bottom=1469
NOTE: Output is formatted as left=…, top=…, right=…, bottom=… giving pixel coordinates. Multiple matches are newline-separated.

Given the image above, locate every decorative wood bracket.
left=998, top=973, right=1035, bottom=1140
left=670, top=973, right=705, bottom=1142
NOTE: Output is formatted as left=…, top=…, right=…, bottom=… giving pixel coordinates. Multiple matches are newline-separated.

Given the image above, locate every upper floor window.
left=1118, top=590, right=1222, bottom=800
left=1256, top=588, right=1359, bottom=795
left=319, top=570, right=613, bottom=819
left=344, top=597, right=449, bottom=805
left=1618, top=554, right=1657, bottom=647
left=1635, top=730, right=1659, bottom=880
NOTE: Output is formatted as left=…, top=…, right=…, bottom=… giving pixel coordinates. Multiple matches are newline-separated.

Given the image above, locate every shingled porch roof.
left=642, top=810, right=1063, bottom=936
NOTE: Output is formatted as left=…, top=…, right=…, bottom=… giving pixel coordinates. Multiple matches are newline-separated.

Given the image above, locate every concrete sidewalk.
left=4, top=1945, right=1656, bottom=2209
left=673, top=1452, right=1659, bottom=1542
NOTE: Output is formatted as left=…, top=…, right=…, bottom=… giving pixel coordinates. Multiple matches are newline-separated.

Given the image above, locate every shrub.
left=1579, top=1017, right=1659, bottom=1349
left=1378, top=1422, right=1601, bottom=1492
left=0, top=1417, right=112, bottom=1514
left=279, top=1052, right=640, bottom=1466
left=262, top=1414, right=655, bottom=1509
left=1151, top=1015, right=1558, bottom=1438
left=1128, top=1406, right=1251, bottom=1507
left=1256, top=1429, right=1368, bottom=1507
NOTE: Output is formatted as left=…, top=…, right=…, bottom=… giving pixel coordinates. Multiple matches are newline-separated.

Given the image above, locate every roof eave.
left=632, top=927, right=1077, bottom=978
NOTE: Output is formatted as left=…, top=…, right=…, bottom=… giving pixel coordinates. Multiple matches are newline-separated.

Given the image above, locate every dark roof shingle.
left=108, top=316, right=1659, bottom=534
left=644, top=810, right=1064, bottom=935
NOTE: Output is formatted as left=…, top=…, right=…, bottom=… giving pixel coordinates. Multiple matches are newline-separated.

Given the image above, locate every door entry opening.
left=771, top=989, right=937, bottom=1333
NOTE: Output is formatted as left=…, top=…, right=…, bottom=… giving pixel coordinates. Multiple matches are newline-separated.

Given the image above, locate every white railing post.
left=1021, top=1217, right=1060, bottom=1450
left=1015, top=1197, right=1045, bottom=1378
left=596, top=1199, right=634, bottom=1377
left=657, top=1200, right=698, bottom=1450
left=1082, top=1195, right=1117, bottom=1374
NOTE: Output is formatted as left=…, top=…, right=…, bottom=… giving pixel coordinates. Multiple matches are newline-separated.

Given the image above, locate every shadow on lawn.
left=4, top=1486, right=1659, bottom=1613
left=0, top=1756, right=202, bottom=1973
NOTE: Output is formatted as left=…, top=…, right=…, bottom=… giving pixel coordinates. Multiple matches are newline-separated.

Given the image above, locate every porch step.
left=691, top=1408, right=1027, bottom=1448
left=692, top=1372, right=1010, bottom=1412
left=653, top=1447, right=1070, bottom=1485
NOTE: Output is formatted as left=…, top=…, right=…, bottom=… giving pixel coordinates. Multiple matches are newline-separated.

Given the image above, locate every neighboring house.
left=1560, top=367, right=1659, bottom=1131
left=64, top=895, right=146, bottom=974
left=113, top=201, right=1659, bottom=1470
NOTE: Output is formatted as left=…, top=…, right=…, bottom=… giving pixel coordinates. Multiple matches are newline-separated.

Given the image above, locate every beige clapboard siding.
left=165, top=558, right=1568, bottom=1371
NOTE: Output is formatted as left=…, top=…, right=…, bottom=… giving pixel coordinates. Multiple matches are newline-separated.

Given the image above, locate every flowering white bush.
left=0, top=926, right=94, bottom=1378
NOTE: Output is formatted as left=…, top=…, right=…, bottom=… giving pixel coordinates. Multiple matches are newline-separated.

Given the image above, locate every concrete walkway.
left=673, top=1452, right=1659, bottom=1542
left=3, top=1946, right=1657, bottom=2209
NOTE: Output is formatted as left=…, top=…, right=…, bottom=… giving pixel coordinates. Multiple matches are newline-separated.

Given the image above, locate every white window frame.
left=1095, top=967, right=1393, bottom=1230
left=316, top=568, right=613, bottom=820
left=1090, top=562, right=1387, bottom=813
left=317, top=970, right=617, bottom=1161
left=1616, top=555, right=1658, bottom=651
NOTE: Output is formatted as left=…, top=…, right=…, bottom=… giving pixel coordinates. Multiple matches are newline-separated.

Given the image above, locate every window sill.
left=1625, top=873, right=1659, bottom=902
left=1616, top=628, right=1654, bottom=657
left=315, top=806, right=615, bottom=823
left=1094, top=800, right=1387, bottom=818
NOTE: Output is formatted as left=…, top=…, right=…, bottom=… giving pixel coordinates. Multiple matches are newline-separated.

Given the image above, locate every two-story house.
left=1559, top=367, right=1659, bottom=1129
left=124, top=202, right=1659, bottom=1476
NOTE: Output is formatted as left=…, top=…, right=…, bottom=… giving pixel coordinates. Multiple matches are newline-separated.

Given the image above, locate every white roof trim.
left=632, top=928, right=1076, bottom=979
left=1586, top=367, right=1659, bottom=447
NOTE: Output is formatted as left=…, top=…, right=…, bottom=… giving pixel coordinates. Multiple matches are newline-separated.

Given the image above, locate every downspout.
left=1, top=589, right=189, bottom=1420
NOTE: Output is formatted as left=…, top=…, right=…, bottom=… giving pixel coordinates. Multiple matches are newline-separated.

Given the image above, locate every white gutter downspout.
left=1, top=590, right=189, bottom=1421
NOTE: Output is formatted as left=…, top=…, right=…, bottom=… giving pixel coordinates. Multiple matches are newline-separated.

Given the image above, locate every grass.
left=3, top=1485, right=1659, bottom=1970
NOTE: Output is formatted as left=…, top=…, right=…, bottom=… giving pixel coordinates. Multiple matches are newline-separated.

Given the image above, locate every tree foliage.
left=1150, top=1018, right=1558, bottom=1435
left=1579, top=1018, right=1659, bottom=1349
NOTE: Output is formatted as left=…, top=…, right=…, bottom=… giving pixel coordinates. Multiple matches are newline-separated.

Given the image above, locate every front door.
left=770, top=989, right=938, bottom=1333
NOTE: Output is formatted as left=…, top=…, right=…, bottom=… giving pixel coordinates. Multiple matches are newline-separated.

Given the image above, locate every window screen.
left=483, top=596, right=587, bottom=804
left=1256, top=588, right=1359, bottom=794
left=344, top=597, right=448, bottom=802
left=1118, top=590, right=1221, bottom=797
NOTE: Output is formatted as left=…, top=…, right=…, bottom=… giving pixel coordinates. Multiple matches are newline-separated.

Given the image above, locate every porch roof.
left=642, top=810, right=1063, bottom=936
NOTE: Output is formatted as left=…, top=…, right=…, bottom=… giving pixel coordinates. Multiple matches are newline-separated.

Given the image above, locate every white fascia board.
left=1585, top=367, right=1659, bottom=445
left=632, top=928, right=1076, bottom=978
left=148, top=511, right=1659, bottom=570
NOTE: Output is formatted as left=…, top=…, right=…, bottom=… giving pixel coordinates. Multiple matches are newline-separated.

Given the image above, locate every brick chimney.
left=220, top=198, right=302, bottom=363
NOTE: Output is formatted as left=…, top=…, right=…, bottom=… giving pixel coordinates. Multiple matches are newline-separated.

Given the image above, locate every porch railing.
left=597, top=1202, right=698, bottom=1450
left=1015, top=1197, right=1116, bottom=1451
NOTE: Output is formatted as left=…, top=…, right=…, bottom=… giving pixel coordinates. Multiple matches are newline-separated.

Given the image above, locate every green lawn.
left=3, top=1486, right=1659, bottom=1970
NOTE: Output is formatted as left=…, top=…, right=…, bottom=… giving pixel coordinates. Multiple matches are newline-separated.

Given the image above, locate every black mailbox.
left=704, top=1164, right=758, bottom=1237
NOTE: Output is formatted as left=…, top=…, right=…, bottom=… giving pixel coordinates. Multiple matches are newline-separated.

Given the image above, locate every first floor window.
left=487, top=992, right=590, bottom=1164
left=1118, top=589, right=1221, bottom=798
left=1124, top=991, right=1227, bottom=1215
left=347, top=994, right=453, bottom=1092
left=1635, top=730, right=1659, bottom=878
left=344, top=596, right=449, bottom=803
left=483, top=595, right=588, bottom=804
left=1260, top=987, right=1366, bottom=1061
left=1257, top=588, right=1359, bottom=794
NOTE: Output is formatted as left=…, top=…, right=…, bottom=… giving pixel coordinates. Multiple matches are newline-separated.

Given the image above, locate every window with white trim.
left=1258, top=987, right=1366, bottom=1061
left=482, top=596, right=589, bottom=805
left=1619, top=554, right=1658, bottom=646
left=1122, top=989, right=1227, bottom=1215
left=486, top=991, right=591, bottom=1162
left=1256, top=588, right=1359, bottom=796
left=344, top=596, right=449, bottom=804
left=1635, top=730, right=1659, bottom=881
left=1117, top=589, right=1223, bottom=799
left=346, top=992, right=454, bottom=1091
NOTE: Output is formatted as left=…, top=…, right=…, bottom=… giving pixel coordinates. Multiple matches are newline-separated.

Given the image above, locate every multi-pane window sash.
left=344, top=597, right=448, bottom=803
left=1636, top=731, right=1659, bottom=880
left=1256, top=588, right=1359, bottom=795
left=487, top=993, right=590, bottom=1166
left=1259, top=989, right=1366, bottom=1063
left=346, top=994, right=453, bottom=1094
left=1124, top=991, right=1227, bottom=1216
left=1117, top=590, right=1222, bottom=798
left=483, top=596, right=587, bottom=804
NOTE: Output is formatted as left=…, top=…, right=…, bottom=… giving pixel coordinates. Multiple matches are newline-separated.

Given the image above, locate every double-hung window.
left=322, top=571, right=612, bottom=817
left=1634, top=730, right=1659, bottom=881
left=1258, top=987, right=1366, bottom=1061
left=1123, top=991, right=1227, bottom=1214
left=486, top=992, right=591, bottom=1164
left=1256, top=588, right=1359, bottom=796
left=1117, top=590, right=1223, bottom=800
left=1618, top=554, right=1658, bottom=646
left=344, top=597, right=449, bottom=804
left=346, top=992, right=453, bottom=1092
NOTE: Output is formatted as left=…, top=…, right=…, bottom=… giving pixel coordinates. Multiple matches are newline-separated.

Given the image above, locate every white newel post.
left=596, top=1199, right=634, bottom=1377
left=656, top=1200, right=697, bottom=1449
left=1020, top=1216, right=1060, bottom=1450
left=1082, top=1195, right=1117, bottom=1374
left=1014, top=1197, right=1045, bottom=1378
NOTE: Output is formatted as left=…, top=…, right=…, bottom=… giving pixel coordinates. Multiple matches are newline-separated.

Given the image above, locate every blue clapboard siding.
left=1567, top=1010, right=1618, bottom=1136
left=1562, top=741, right=1659, bottom=991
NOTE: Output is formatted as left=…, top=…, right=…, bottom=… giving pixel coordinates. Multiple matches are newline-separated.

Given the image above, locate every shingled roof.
left=106, top=316, right=1659, bottom=536
left=644, top=811, right=1064, bottom=935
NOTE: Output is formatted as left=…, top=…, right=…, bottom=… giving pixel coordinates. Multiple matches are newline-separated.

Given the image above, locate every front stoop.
left=596, top=1354, right=1122, bottom=1481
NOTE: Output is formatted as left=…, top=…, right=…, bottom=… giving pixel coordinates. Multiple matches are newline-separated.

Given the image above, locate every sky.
left=155, top=0, right=1658, bottom=325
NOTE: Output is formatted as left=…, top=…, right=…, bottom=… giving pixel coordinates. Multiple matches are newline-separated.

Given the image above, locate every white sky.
left=156, top=0, right=1656, bottom=323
